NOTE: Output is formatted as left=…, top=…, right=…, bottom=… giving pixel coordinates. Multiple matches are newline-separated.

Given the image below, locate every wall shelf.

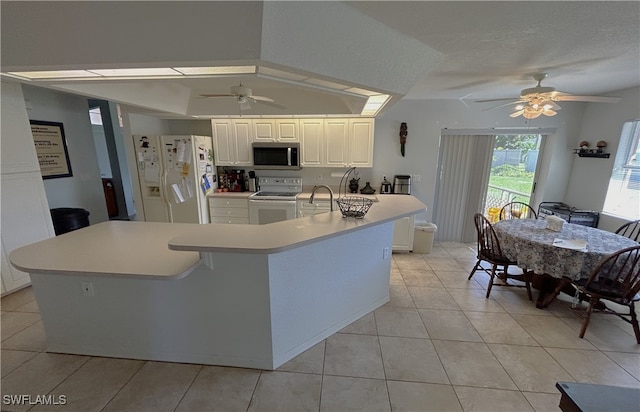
left=573, top=149, right=610, bottom=158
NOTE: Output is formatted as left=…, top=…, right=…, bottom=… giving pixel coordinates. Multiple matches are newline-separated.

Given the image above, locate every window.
left=603, top=121, right=640, bottom=220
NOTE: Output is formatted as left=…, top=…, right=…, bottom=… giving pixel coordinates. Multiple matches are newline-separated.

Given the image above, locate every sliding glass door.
left=433, top=131, right=545, bottom=242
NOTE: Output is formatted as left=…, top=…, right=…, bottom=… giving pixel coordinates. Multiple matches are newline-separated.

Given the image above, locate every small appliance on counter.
left=393, top=175, right=411, bottom=194
left=247, top=171, right=258, bottom=192
left=380, top=177, right=393, bottom=194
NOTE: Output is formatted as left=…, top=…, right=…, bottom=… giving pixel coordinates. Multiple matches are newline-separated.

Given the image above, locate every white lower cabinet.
left=209, top=197, right=249, bottom=224
left=392, top=215, right=415, bottom=252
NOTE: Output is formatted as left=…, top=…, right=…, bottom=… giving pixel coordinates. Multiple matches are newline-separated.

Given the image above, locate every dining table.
left=493, top=218, right=639, bottom=308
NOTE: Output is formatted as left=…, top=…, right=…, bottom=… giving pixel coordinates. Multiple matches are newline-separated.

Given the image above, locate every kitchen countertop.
left=9, top=221, right=202, bottom=279
left=209, top=190, right=379, bottom=202
left=170, top=194, right=423, bottom=253
left=10, top=195, right=426, bottom=278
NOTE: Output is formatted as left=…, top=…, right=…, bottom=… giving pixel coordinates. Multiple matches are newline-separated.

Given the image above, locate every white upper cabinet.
left=276, top=119, right=299, bottom=142
left=212, top=119, right=254, bottom=166
left=253, top=119, right=299, bottom=142
left=300, top=119, right=324, bottom=167
left=253, top=119, right=277, bottom=142
left=348, top=118, right=374, bottom=167
left=232, top=119, right=254, bottom=166
left=324, top=119, right=350, bottom=167
left=213, top=117, right=373, bottom=168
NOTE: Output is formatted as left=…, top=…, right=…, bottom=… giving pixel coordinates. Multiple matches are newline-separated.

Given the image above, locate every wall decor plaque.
left=30, top=120, right=73, bottom=179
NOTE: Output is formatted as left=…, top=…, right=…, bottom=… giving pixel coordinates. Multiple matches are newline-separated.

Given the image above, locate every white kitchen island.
left=10, top=195, right=425, bottom=370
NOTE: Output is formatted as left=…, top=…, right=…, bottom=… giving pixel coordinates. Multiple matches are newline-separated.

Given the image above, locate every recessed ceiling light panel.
left=174, top=66, right=256, bottom=75
left=6, top=70, right=100, bottom=79
left=88, top=68, right=181, bottom=77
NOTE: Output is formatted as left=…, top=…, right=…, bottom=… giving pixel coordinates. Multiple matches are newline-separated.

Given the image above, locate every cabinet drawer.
left=212, top=217, right=249, bottom=224
left=210, top=207, right=249, bottom=218
left=210, top=198, right=249, bottom=208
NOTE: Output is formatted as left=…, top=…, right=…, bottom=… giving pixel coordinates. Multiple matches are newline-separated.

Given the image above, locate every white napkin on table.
left=552, top=238, right=587, bottom=251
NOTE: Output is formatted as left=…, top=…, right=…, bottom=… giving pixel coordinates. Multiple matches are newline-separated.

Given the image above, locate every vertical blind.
left=433, top=134, right=494, bottom=242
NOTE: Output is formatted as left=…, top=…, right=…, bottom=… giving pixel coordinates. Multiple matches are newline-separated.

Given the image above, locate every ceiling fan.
left=200, top=84, right=286, bottom=111
left=476, top=73, right=620, bottom=119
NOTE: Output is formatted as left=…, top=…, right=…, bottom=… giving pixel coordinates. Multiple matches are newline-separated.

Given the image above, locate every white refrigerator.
left=133, top=135, right=215, bottom=223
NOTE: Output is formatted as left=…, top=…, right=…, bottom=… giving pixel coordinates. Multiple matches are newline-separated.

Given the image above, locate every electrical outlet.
left=81, top=281, right=94, bottom=297
left=382, top=247, right=390, bottom=260
left=412, top=174, right=421, bottom=182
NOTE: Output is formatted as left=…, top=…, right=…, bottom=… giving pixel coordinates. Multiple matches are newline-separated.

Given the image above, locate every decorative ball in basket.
left=338, top=167, right=373, bottom=219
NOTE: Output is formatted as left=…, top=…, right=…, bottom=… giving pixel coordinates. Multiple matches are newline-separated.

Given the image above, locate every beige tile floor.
left=2, top=242, right=639, bottom=412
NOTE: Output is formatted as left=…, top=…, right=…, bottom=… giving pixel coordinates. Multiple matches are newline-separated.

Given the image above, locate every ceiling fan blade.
left=475, top=97, right=519, bottom=103
left=199, top=93, right=235, bottom=98
left=250, top=95, right=275, bottom=102
left=553, top=95, right=620, bottom=103
left=249, top=98, right=286, bottom=110
left=482, top=100, right=526, bottom=111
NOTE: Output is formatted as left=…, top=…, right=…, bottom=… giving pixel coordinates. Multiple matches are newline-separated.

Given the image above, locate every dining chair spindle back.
left=499, top=202, right=537, bottom=220
left=574, top=245, right=640, bottom=343
left=615, top=219, right=640, bottom=242
left=468, top=213, right=533, bottom=299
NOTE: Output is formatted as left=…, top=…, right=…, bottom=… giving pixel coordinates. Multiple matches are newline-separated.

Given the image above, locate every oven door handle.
left=249, top=199, right=296, bottom=205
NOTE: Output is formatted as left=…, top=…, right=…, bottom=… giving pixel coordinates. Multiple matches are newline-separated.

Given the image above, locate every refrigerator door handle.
left=160, top=169, right=173, bottom=223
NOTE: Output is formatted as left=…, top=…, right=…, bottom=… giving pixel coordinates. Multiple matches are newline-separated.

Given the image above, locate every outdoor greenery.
left=495, top=134, right=539, bottom=151
left=491, top=164, right=533, bottom=178
left=490, top=164, right=534, bottom=196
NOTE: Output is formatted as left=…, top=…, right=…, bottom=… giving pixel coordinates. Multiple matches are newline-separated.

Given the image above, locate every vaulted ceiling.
left=2, top=1, right=638, bottom=118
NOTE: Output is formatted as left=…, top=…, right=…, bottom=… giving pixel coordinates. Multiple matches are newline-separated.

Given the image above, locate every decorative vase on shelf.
left=349, top=177, right=360, bottom=193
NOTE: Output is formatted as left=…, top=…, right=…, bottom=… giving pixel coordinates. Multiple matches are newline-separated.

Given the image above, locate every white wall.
left=371, top=98, right=586, bottom=222
left=1, top=81, right=56, bottom=293
left=564, top=87, right=640, bottom=232
left=21, top=85, right=109, bottom=224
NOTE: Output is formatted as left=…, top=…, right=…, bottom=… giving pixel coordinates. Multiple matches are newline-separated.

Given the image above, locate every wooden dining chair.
left=573, top=245, right=640, bottom=343
left=615, top=219, right=640, bottom=242
left=468, top=213, right=533, bottom=300
left=499, top=201, right=537, bottom=220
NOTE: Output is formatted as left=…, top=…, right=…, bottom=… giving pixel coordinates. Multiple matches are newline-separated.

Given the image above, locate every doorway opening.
left=88, top=100, right=135, bottom=220
left=484, top=134, right=542, bottom=221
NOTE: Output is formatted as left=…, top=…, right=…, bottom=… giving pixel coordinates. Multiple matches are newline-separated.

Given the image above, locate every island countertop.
left=169, top=194, right=425, bottom=253
left=10, top=195, right=426, bottom=278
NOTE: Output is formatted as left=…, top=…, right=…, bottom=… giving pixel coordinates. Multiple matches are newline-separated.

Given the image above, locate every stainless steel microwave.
left=252, top=142, right=301, bottom=170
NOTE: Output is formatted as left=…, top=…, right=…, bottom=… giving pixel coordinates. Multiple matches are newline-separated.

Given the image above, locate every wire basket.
left=337, top=196, right=373, bottom=219
left=336, top=167, right=374, bottom=218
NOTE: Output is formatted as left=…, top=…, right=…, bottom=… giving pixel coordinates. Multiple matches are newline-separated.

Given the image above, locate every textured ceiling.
left=2, top=1, right=638, bottom=117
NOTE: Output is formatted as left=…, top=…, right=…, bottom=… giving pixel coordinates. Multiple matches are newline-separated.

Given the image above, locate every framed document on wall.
left=30, top=120, right=73, bottom=179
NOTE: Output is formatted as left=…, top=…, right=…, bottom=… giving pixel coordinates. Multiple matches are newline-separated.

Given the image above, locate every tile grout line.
left=172, top=364, right=204, bottom=412
left=98, top=359, right=147, bottom=412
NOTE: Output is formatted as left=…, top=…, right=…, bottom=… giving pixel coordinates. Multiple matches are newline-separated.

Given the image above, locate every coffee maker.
left=227, top=169, right=246, bottom=192
left=380, top=176, right=393, bottom=194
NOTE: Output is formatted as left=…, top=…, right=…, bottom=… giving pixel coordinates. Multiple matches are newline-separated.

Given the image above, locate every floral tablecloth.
left=493, top=219, right=639, bottom=281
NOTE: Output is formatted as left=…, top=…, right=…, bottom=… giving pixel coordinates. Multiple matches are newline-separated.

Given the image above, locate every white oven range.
left=249, top=177, right=302, bottom=224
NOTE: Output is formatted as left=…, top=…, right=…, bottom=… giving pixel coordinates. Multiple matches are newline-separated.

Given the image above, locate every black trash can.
left=50, top=208, right=90, bottom=235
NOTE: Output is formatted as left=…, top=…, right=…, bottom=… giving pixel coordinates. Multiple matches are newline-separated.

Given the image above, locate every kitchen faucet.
left=309, top=185, right=334, bottom=211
